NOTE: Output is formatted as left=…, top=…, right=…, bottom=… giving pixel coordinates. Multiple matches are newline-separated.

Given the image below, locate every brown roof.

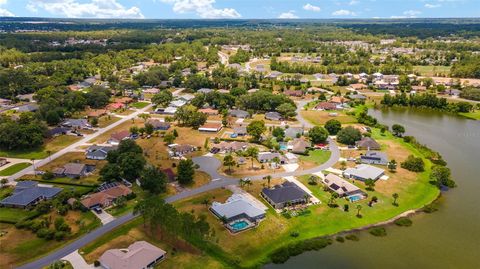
left=81, top=192, right=114, bottom=208
left=356, top=137, right=381, bottom=150
left=198, top=108, right=219, bottom=115
left=315, top=102, right=338, bottom=110
left=87, top=109, right=108, bottom=118
left=284, top=90, right=303, bottom=97
left=290, top=138, right=311, bottom=153
left=349, top=83, right=366, bottom=90
left=110, top=130, right=130, bottom=141
left=103, top=185, right=132, bottom=197
left=330, top=96, right=346, bottom=104
left=199, top=122, right=222, bottom=130
left=146, top=119, right=170, bottom=129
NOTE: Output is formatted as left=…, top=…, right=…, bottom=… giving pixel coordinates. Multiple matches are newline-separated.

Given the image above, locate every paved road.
left=295, top=99, right=315, bottom=128
left=8, top=104, right=154, bottom=184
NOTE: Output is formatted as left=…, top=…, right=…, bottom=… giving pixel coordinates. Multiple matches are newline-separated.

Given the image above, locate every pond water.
left=265, top=108, right=480, bottom=269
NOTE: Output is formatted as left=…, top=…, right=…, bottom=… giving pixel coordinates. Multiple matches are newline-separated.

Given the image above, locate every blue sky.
left=0, top=0, right=478, bottom=19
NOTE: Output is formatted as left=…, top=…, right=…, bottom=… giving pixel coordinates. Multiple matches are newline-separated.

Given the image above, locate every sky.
left=0, top=0, right=478, bottom=20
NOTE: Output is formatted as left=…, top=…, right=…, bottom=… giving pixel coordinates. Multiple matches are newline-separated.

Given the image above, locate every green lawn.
left=413, top=65, right=451, bottom=76
left=130, top=102, right=150, bottom=109
left=0, top=135, right=80, bottom=159
left=300, top=150, right=332, bottom=165
left=0, top=207, right=38, bottom=223
left=459, top=110, right=480, bottom=120
left=0, top=163, right=31, bottom=176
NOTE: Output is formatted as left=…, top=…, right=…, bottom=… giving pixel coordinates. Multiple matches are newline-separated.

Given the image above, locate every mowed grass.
left=0, top=207, right=38, bottom=223
left=459, top=110, right=480, bottom=120
left=300, top=150, right=332, bottom=165
left=301, top=110, right=356, bottom=125
left=0, top=135, right=80, bottom=159
left=413, top=65, right=451, bottom=76
left=0, top=163, right=31, bottom=176
left=130, top=102, right=150, bottom=109
left=172, top=128, right=440, bottom=268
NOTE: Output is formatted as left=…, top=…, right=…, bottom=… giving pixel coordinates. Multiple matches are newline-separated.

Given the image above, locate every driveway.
left=91, top=209, right=115, bottom=225
left=61, top=250, right=94, bottom=269
left=295, top=100, right=315, bottom=128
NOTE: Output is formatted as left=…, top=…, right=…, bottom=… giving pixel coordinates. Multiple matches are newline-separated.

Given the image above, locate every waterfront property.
left=0, top=181, right=62, bottom=208
left=210, top=194, right=266, bottom=233
left=99, top=241, right=166, bottom=269
left=360, top=151, right=389, bottom=165
left=322, top=174, right=367, bottom=202
left=355, top=137, right=381, bottom=150
left=261, top=181, right=310, bottom=209
left=343, top=164, right=385, bottom=181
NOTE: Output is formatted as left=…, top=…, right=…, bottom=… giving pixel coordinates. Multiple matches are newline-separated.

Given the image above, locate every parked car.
left=230, top=133, right=238, bottom=138
left=93, top=207, right=102, bottom=214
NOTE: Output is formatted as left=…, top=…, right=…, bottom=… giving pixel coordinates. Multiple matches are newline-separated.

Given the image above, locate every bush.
left=290, top=231, right=300, bottom=237
left=94, top=260, right=100, bottom=267
left=345, top=234, right=359, bottom=241
left=369, top=227, right=387, bottom=237
left=54, top=231, right=68, bottom=241
left=335, top=236, right=345, bottom=243
left=336, top=126, right=362, bottom=145
left=41, top=171, right=55, bottom=180
left=394, top=217, right=413, bottom=227
left=269, top=237, right=332, bottom=264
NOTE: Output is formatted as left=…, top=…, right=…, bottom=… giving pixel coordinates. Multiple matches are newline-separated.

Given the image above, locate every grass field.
left=459, top=110, right=480, bottom=120
left=0, top=135, right=80, bottom=159
left=301, top=110, right=357, bottom=125
left=299, top=150, right=331, bottom=165
left=0, top=163, right=31, bottom=176
left=0, top=207, right=38, bottom=223
left=413, top=65, right=451, bottom=76
left=130, top=102, right=150, bottom=109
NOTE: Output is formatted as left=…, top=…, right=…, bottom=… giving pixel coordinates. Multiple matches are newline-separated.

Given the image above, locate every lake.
left=265, top=108, right=480, bottom=269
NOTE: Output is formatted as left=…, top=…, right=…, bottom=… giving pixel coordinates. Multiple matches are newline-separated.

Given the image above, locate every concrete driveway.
left=92, top=209, right=115, bottom=225
left=62, top=250, right=94, bottom=269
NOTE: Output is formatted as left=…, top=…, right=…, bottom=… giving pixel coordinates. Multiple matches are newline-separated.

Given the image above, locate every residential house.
left=229, top=109, right=250, bottom=118
left=114, top=97, right=133, bottom=105
left=261, top=181, right=309, bottom=209
left=177, top=94, right=195, bottom=102
left=86, top=145, right=117, bottom=160
left=266, top=71, right=283, bottom=79
left=323, top=174, right=366, bottom=199
left=257, top=152, right=284, bottom=163
left=348, top=94, right=367, bottom=101
left=199, top=108, right=219, bottom=115
left=233, top=125, right=247, bottom=136
left=210, top=194, right=266, bottom=224
left=54, top=163, right=94, bottom=178
left=360, top=151, right=389, bottom=165
left=343, top=164, right=385, bottom=181
left=146, top=119, right=171, bottom=131
left=0, top=181, right=62, bottom=208
left=288, top=138, right=311, bottom=154
left=355, top=137, right=381, bottom=150
left=162, top=168, right=176, bottom=182
left=169, top=144, right=196, bottom=157
left=284, top=153, right=298, bottom=163
left=154, top=106, right=177, bottom=114
left=315, top=102, right=338, bottom=111
left=143, top=87, right=160, bottom=95
left=107, top=102, right=125, bottom=111
left=284, top=127, right=304, bottom=139
left=265, top=111, right=282, bottom=121
left=169, top=100, right=186, bottom=107
left=47, top=127, right=69, bottom=137
left=99, top=241, right=166, bottom=269
left=81, top=184, right=132, bottom=209
left=330, top=96, right=346, bottom=104
left=198, top=122, right=223, bottom=132
left=212, top=141, right=248, bottom=153
left=15, top=103, right=39, bottom=113
left=198, top=88, right=213, bottom=94
left=61, top=119, right=91, bottom=129
left=108, top=130, right=131, bottom=145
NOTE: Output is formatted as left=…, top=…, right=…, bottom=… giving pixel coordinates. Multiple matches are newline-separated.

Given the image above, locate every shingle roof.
left=356, top=137, right=381, bottom=150
left=262, top=181, right=308, bottom=204
left=211, top=195, right=265, bottom=220
left=1, top=181, right=62, bottom=207
left=323, top=174, right=361, bottom=196
left=100, top=241, right=166, bottom=269
left=344, top=164, right=385, bottom=180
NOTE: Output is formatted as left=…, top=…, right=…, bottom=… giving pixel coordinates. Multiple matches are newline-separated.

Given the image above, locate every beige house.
left=99, top=241, right=166, bottom=269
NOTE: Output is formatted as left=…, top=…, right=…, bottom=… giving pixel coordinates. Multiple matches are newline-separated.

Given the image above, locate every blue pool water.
left=348, top=195, right=362, bottom=202
left=279, top=143, right=287, bottom=150
left=229, top=220, right=249, bottom=231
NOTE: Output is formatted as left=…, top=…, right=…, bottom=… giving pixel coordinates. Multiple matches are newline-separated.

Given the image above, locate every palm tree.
left=308, top=175, right=318, bottom=185
left=238, top=178, right=245, bottom=188
left=264, top=175, right=272, bottom=188
left=223, top=154, right=236, bottom=173
left=392, top=193, right=399, bottom=206
left=30, top=158, right=36, bottom=177
left=356, top=204, right=362, bottom=218
left=46, top=150, right=52, bottom=161
left=244, top=178, right=252, bottom=190
left=304, top=194, right=310, bottom=204
left=245, top=147, right=259, bottom=170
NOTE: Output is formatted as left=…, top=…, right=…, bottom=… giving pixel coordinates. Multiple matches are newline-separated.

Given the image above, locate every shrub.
left=290, top=231, right=300, bottom=237
left=394, top=217, right=413, bottom=227
left=54, top=231, right=68, bottom=241
left=41, top=171, right=55, bottom=180
left=401, top=155, right=425, bottom=172
left=335, top=236, right=345, bottom=243
left=369, top=227, right=387, bottom=237
left=336, top=126, right=362, bottom=145
left=269, top=237, right=332, bottom=264
left=345, top=234, right=359, bottom=241
left=94, top=260, right=100, bottom=267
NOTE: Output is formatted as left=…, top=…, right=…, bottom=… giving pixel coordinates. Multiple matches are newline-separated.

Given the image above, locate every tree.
left=90, top=117, right=98, bottom=127
left=392, top=193, right=399, bottom=206
left=324, top=119, right=342, bottom=135
left=308, top=126, right=329, bottom=144
left=308, top=175, right=318, bottom=185
left=365, top=178, right=376, bottom=191
left=431, top=165, right=456, bottom=188
left=177, top=159, right=195, bottom=185
left=401, top=155, right=425, bottom=172
left=336, top=126, right=362, bottom=145
left=152, top=90, right=173, bottom=107
left=247, top=120, right=266, bottom=141
left=145, top=123, right=154, bottom=135
left=356, top=204, right=362, bottom=218
left=129, top=126, right=139, bottom=136
left=117, top=152, right=146, bottom=181
left=174, top=105, right=207, bottom=128
left=392, top=124, right=406, bottom=137
left=388, top=159, right=397, bottom=172
left=276, top=103, right=297, bottom=119
left=328, top=192, right=339, bottom=207
left=264, top=175, right=272, bottom=188
left=272, top=127, right=285, bottom=141
left=140, top=166, right=167, bottom=195
left=223, top=154, right=236, bottom=173
left=163, top=132, right=176, bottom=145
left=245, top=146, right=259, bottom=169
left=202, top=198, right=210, bottom=208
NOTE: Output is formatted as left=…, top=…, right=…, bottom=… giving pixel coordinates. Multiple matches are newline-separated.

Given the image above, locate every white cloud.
left=425, top=3, right=441, bottom=8
left=349, top=0, right=360, bottom=5
left=161, top=0, right=241, bottom=18
left=303, top=3, right=321, bottom=12
left=278, top=10, right=298, bottom=19
left=332, top=9, right=356, bottom=16
left=27, top=0, right=144, bottom=18
left=403, top=10, right=421, bottom=17
left=0, top=0, right=14, bottom=17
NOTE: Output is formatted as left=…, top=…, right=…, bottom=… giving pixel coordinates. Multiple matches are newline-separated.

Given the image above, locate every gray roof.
left=211, top=195, right=265, bottom=220
left=86, top=145, right=117, bottom=159
left=344, top=164, right=385, bottom=180
left=356, top=137, right=381, bottom=150
left=361, top=151, right=388, bottom=164
left=0, top=181, right=62, bottom=207
left=233, top=126, right=247, bottom=135
left=323, top=174, right=362, bottom=196
left=285, top=127, right=304, bottom=139
left=262, top=181, right=308, bottom=204
left=62, top=118, right=90, bottom=128
left=348, top=94, right=367, bottom=100
left=258, top=152, right=281, bottom=162
left=16, top=103, right=39, bottom=112
left=229, top=109, right=249, bottom=118
left=198, top=88, right=213, bottom=94
left=265, top=111, right=282, bottom=120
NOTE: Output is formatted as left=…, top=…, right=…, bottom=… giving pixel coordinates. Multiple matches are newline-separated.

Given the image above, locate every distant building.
left=229, top=109, right=250, bottom=118
left=265, top=111, right=282, bottom=121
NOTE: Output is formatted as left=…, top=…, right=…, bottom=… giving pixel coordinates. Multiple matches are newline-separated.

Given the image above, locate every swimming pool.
left=229, top=220, right=250, bottom=232
left=279, top=143, right=287, bottom=150
left=348, top=194, right=363, bottom=202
